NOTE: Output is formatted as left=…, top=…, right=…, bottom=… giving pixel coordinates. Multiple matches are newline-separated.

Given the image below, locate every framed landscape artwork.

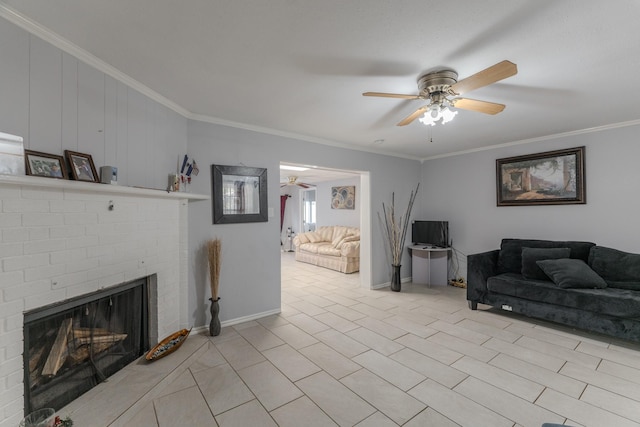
left=496, top=146, right=585, bottom=206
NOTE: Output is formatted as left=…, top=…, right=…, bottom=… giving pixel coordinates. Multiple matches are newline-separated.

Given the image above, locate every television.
left=411, top=220, right=449, bottom=248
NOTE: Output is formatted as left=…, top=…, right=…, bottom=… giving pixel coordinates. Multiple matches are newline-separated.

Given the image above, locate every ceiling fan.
left=363, top=60, right=517, bottom=126
left=280, top=176, right=314, bottom=188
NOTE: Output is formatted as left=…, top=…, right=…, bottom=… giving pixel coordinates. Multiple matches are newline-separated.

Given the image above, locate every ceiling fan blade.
left=397, top=106, right=428, bottom=126
left=298, top=183, right=310, bottom=188
left=363, top=92, right=421, bottom=100
left=449, top=60, right=517, bottom=95
left=453, top=98, right=506, bottom=115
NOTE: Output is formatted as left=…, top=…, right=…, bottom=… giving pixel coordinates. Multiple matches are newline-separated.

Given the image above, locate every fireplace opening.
left=23, top=278, right=150, bottom=414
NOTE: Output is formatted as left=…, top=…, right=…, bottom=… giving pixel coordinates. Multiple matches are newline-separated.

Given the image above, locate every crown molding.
left=420, top=119, right=640, bottom=162
left=188, top=113, right=420, bottom=161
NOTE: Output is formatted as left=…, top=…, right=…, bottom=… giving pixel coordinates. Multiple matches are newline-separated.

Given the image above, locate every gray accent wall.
left=187, top=120, right=421, bottom=326
left=419, top=124, right=640, bottom=281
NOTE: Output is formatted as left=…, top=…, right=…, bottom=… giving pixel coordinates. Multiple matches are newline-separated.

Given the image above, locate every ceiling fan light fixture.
left=440, top=106, right=457, bottom=125
left=418, top=103, right=457, bottom=126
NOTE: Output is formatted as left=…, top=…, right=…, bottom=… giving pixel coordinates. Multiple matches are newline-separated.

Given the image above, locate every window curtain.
left=280, top=195, right=289, bottom=232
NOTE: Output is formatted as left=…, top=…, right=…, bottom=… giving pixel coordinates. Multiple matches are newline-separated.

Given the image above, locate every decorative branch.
left=207, top=239, right=222, bottom=300
left=379, top=184, right=419, bottom=266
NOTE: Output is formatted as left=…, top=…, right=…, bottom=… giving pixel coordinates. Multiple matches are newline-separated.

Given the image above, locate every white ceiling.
left=2, top=1, right=640, bottom=160
left=280, top=163, right=358, bottom=186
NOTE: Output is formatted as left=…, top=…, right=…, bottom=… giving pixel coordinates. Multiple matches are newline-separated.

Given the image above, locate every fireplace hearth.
left=23, top=278, right=150, bottom=414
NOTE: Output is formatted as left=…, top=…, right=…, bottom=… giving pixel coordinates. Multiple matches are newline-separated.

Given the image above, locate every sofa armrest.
left=340, top=241, right=360, bottom=257
left=467, top=249, right=499, bottom=305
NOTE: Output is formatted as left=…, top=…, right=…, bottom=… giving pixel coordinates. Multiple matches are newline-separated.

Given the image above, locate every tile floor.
left=59, top=253, right=640, bottom=426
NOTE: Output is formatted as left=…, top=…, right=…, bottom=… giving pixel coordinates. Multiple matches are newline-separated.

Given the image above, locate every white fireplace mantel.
left=0, top=174, right=210, bottom=201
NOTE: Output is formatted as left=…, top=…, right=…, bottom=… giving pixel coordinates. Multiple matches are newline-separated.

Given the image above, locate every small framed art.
left=24, top=150, right=67, bottom=179
left=65, top=150, right=99, bottom=182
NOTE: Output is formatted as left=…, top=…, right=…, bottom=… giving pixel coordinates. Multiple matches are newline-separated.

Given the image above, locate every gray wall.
left=187, top=120, right=421, bottom=326
left=0, top=19, right=187, bottom=188
left=316, top=176, right=360, bottom=228
left=419, top=124, right=640, bottom=281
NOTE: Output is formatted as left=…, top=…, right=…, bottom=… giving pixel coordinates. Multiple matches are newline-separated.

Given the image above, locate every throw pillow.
left=319, top=227, right=334, bottom=242
left=331, top=230, right=347, bottom=248
left=341, top=235, right=360, bottom=243
left=296, top=233, right=310, bottom=244
left=521, top=247, right=571, bottom=280
left=588, top=246, right=640, bottom=289
left=306, top=231, right=323, bottom=243
left=536, top=258, right=607, bottom=289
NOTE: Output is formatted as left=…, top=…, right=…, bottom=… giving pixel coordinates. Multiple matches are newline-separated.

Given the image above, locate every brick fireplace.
left=0, top=176, right=204, bottom=425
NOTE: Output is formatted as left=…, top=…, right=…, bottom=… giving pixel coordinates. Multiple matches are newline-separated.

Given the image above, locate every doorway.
left=301, top=188, right=316, bottom=232
left=279, top=162, right=371, bottom=289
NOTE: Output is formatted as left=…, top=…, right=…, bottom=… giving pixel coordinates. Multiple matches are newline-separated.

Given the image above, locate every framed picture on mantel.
left=496, top=146, right=585, bottom=206
left=65, top=150, right=99, bottom=183
left=24, top=150, right=67, bottom=179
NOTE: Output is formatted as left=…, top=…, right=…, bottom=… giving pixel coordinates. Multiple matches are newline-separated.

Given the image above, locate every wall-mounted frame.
left=65, top=150, right=99, bottom=182
left=331, top=186, right=355, bottom=209
left=24, top=150, right=68, bottom=179
left=212, top=164, right=268, bottom=224
left=496, top=146, right=585, bottom=206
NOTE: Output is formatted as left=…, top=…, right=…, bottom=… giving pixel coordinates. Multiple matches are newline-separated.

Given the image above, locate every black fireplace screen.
left=23, top=278, right=149, bottom=414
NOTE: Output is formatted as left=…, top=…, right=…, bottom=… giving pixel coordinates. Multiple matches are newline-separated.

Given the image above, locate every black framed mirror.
left=211, top=164, right=268, bottom=224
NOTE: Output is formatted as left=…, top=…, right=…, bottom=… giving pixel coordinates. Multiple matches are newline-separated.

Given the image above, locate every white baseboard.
left=193, top=308, right=282, bottom=333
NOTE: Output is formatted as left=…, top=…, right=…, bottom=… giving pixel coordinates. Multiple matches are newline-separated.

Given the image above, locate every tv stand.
left=409, top=245, right=450, bottom=286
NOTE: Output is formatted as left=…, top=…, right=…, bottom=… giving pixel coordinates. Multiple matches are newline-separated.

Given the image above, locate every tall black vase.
left=391, top=264, right=402, bottom=292
left=209, top=297, right=221, bottom=336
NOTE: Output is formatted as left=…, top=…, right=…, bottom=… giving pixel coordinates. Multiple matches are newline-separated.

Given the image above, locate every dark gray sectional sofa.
left=467, top=238, right=640, bottom=342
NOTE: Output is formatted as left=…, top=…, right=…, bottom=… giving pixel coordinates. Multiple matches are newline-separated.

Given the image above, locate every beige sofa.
left=293, top=226, right=360, bottom=273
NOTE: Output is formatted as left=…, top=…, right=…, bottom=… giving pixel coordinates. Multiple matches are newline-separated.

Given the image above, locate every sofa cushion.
left=521, top=247, right=571, bottom=280
left=296, top=233, right=310, bottom=244
left=537, top=258, right=607, bottom=289
left=318, top=245, right=341, bottom=256
left=487, top=273, right=639, bottom=318
left=497, top=239, right=595, bottom=274
left=299, top=242, right=321, bottom=253
left=589, top=246, right=640, bottom=290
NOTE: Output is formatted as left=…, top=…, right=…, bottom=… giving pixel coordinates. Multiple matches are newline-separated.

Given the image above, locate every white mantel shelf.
left=0, top=174, right=210, bottom=201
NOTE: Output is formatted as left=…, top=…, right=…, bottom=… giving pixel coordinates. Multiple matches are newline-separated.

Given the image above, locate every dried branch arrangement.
left=379, top=184, right=419, bottom=266
left=207, top=238, right=222, bottom=300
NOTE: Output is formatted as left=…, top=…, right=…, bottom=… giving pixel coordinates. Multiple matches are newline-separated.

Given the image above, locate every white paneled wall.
left=0, top=21, right=188, bottom=191
left=0, top=180, right=190, bottom=426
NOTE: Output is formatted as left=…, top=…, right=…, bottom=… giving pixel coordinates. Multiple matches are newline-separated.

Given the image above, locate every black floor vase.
left=209, top=297, right=221, bottom=336
left=391, top=264, right=402, bottom=292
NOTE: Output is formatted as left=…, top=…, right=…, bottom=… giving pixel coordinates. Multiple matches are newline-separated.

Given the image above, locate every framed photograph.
left=331, top=186, right=355, bottom=209
left=211, top=164, right=268, bottom=224
left=24, top=150, right=67, bottom=179
left=65, top=150, right=99, bottom=182
left=496, top=146, right=585, bottom=206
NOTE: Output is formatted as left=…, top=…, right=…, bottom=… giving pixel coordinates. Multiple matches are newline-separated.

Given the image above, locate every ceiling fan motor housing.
left=417, top=70, right=458, bottom=97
